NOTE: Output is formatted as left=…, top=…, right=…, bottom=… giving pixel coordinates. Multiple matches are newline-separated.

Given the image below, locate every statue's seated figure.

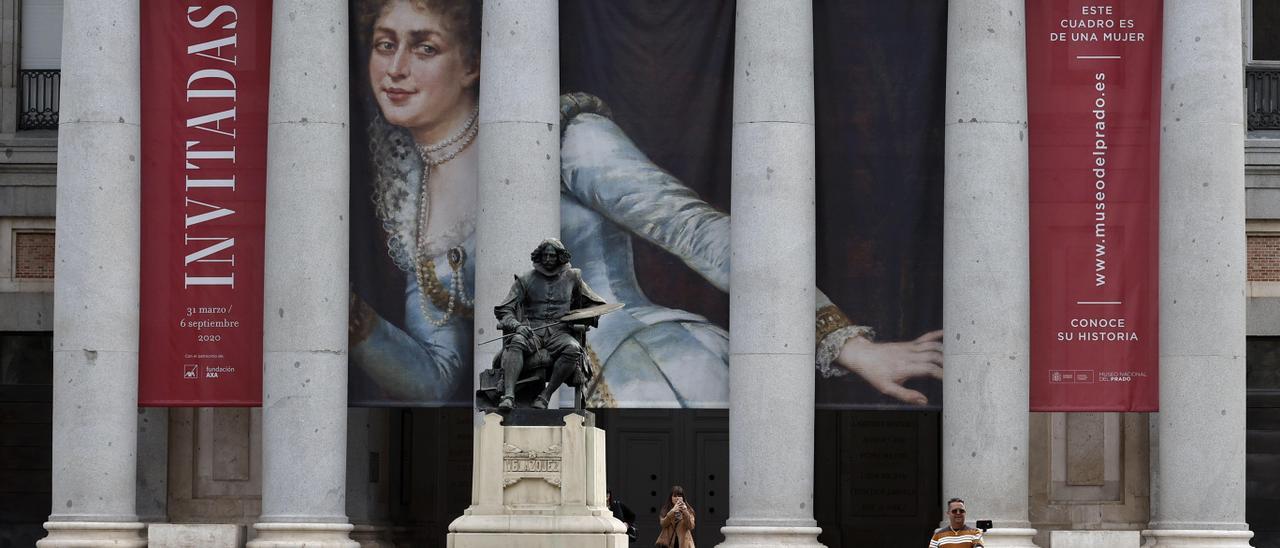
left=476, top=239, right=605, bottom=411
left=477, top=332, right=591, bottom=410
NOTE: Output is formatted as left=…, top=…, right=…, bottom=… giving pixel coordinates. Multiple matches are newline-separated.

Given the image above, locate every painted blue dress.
left=351, top=106, right=863, bottom=407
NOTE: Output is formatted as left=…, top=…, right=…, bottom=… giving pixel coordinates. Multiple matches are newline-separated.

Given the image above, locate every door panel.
left=1248, top=399, right=1280, bottom=548
left=379, top=408, right=942, bottom=547
left=691, top=428, right=729, bottom=547
left=816, top=410, right=941, bottom=548
left=1248, top=337, right=1280, bottom=548
left=0, top=333, right=52, bottom=548
left=598, top=409, right=730, bottom=547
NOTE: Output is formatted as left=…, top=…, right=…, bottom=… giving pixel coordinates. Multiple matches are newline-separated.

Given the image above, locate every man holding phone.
left=928, top=498, right=985, bottom=547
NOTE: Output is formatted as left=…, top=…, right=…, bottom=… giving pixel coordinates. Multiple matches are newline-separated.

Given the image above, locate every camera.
left=976, top=520, right=993, bottom=531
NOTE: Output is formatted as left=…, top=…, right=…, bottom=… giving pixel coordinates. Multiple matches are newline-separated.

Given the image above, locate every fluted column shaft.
left=942, top=0, right=1038, bottom=546
left=473, top=0, right=561, bottom=407
left=718, top=1, right=822, bottom=546
left=250, top=0, right=355, bottom=545
left=1144, top=1, right=1252, bottom=546
left=40, top=0, right=144, bottom=545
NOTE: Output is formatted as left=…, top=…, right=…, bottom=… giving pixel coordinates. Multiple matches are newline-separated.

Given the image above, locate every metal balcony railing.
left=18, top=69, right=60, bottom=130
left=1248, top=66, right=1280, bottom=131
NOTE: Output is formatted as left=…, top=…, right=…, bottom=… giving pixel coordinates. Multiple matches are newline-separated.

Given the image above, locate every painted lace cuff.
left=816, top=325, right=875, bottom=379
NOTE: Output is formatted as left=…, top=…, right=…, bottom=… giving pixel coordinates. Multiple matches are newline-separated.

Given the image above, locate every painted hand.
left=835, top=329, right=944, bottom=405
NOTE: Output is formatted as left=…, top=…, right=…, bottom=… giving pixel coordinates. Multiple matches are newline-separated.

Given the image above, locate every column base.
left=37, top=521, right=147, bottom=547
left=350, top=523, right=395, bottom=548
left=1140, top=529, right=1254, bottom=547
left=980, top=527, right=1041, bottom=547
left=247, top=522, right=359, bottom=547
left=715, top=525, right=825, bottom=547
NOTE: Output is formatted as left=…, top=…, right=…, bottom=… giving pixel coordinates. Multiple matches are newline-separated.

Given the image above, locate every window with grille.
left=13, top=232, right=54, bottom=279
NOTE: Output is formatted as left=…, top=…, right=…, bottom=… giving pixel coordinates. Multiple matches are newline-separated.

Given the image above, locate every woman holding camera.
left=657, top=486, right=696, bottom=548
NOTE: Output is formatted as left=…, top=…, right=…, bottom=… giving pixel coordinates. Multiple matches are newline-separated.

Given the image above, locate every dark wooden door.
left=1249, top=395, right=1280, bottom=548
left=598, top=409, right=942, bottom=547
left=0, top=333, right=53, bottom=548
left=387, top=407, right=474, bottom=548
left=597, top=409, right=730, bottom=548
left=814, top=410, right=942, bottom=547
left=1247, top=337, right=1280, bottom=548
left=391, top=407, right=943, bottom=547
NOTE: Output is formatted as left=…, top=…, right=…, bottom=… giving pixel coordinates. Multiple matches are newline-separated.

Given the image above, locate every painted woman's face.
left=368, top=1, right=477, bottom=138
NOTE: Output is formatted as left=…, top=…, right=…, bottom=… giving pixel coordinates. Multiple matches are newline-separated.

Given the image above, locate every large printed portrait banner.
left=348, top=0, right=945, bottom=409
left=1027, top=0, right=1161, bottom=411
left=139, top=1, right=272, bottom=406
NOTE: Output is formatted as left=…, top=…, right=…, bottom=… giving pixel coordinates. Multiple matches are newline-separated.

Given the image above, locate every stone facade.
left=7, top=1, right=1272, bottom=547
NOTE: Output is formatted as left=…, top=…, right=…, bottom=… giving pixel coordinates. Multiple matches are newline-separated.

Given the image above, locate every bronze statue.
left=477, top=239, right=613, bottom=411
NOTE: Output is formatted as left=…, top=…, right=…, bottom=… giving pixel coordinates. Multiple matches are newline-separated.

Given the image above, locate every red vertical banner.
left=139, top=1, right=272, bottom=406
left=1028, top=0, right=1161, bottom=411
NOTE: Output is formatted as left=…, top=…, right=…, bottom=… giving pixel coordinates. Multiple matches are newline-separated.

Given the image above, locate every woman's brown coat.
left=656, top=503, right=695, bottom=548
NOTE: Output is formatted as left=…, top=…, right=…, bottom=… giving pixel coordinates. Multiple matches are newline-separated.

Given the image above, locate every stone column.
left=38, top=1, right=144, bottom=546
left=248, top=0, right=356, bottom=546
left=1142, top=1, right=1253, bottom=546
left=941, top=0, right=1038, bottom=546
left=0, top=0, right=19, bottom=134
left=473, top=0, right=561, bottom=408
left=717, top=1, right=822, bottom=546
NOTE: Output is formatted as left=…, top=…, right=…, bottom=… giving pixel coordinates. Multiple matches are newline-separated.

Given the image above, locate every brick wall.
left=14, top=232, right=54, bottom=279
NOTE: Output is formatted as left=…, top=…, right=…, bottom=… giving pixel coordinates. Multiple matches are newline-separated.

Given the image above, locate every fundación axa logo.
left=184, top=364, right=199, bottom=379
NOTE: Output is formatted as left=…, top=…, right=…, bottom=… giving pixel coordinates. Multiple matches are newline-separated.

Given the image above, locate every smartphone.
left=976, top=520, right=993, bottom=531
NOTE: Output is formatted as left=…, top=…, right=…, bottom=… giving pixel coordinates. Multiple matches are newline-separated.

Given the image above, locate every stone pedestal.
left=1140, top=530, right=1256, bottom=548
left=447, top=413, right=626, bottom=548
left=148, top=524, right=245, bottom=547
left=38, top=523, right=146, bottom=548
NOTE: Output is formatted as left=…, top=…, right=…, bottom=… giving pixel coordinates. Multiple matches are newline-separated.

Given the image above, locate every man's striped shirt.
left=928, top=525, right=983, bottom=547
